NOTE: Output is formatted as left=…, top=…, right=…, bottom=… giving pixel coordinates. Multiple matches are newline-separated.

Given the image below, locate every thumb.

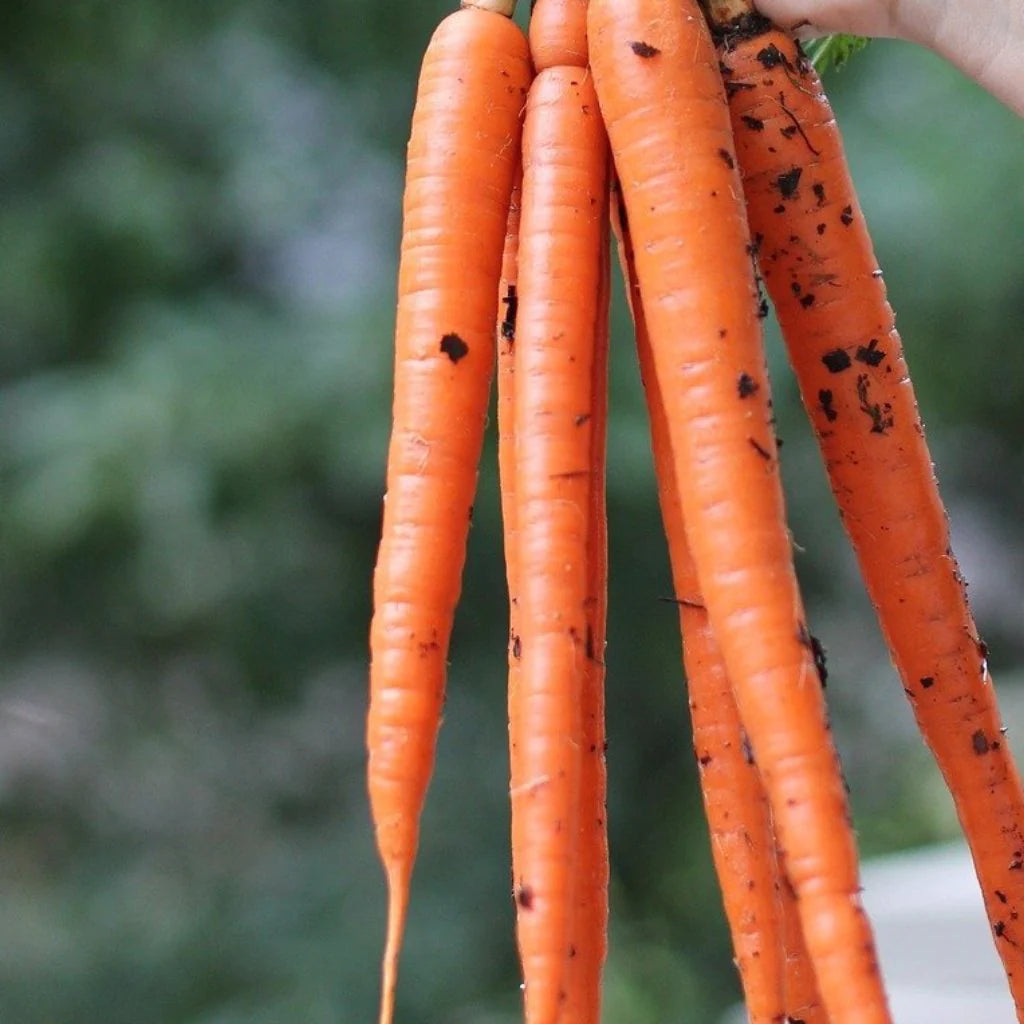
left=754, top=0, right=1024, bottom=118
left=752, top=0, right=903, bottom=39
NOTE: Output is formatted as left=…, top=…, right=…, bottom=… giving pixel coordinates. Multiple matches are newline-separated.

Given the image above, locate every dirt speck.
left=440, top=333, right=469, bottom=363
left=748, top=437, right=772, bottom=460
left=818, top=388, right=837, bottom=422
left=756, top=44, right=788, bottom=69
left=629, top=40, right=660, bottom=58
left=855, top=338, right=885, bottom=366
left=738, top=372, right=759, bottom=398
left=856, top=373, right=893, bottom=434
left=822, top=348, right=851, bottom=373
left=775, top=167, right=802, bottom=199
left=501, top=285, right=517, bottom=342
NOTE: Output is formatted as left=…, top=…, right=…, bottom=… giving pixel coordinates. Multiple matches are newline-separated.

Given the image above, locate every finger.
left=753, top=0, right=902, bottom=38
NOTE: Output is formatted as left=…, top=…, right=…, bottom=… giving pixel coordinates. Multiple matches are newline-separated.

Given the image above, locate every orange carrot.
left=510, top=62, right=608, bottom=1024
left=497, top=165, right=524, bottom=920
left=711, top=8, right=1024, bottom=1014
left=777, top=844, right=829, bottom=1024
left=611, top=182, right=787, bottom=1024
left=529, top=0, right=589, bottom=70
left=366, top=6, right=530, bottom=1022
left=566, top=174, right=610, bottom=1024
left=589, top=1, right=890, bottom=1019
left=526, top=5, right=611, bottom=1017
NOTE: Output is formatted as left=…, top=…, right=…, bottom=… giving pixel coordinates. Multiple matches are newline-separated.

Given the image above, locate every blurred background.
left=2, top=2, right=1023, bottom=1021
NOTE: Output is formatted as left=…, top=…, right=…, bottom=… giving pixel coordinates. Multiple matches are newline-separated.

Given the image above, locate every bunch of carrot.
left=367, top=0, right=1024, bottom=1021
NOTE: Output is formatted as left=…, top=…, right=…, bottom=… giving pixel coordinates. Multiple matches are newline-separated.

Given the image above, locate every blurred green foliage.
left=2, top=3, right=1023, bottom=1022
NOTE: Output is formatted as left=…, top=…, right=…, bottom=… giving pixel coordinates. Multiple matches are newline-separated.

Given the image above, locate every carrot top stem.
left=464, top=0, right=517, bottom=15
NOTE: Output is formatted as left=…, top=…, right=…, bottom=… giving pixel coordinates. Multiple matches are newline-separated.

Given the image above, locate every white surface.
left=721, top=841, right=1016, bottom=1023
left=861, top=841, right=1014, bottom=1022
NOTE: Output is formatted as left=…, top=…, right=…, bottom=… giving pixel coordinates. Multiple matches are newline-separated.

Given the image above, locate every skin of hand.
left=753, top=0, right=1024, bottom=117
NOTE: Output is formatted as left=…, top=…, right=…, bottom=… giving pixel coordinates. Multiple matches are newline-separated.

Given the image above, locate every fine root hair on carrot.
left=367, top=7, right=531, bottom=1024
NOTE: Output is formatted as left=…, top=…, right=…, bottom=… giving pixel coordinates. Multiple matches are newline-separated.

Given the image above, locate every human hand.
left=753, top=0, right=1024, bottom=117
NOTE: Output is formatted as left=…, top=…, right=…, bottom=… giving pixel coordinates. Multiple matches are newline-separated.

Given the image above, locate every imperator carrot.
left=367, top=5, right=530, bottom=1022
left=589, top=0, right=890, bottom=1019
left=707, top=3, right=1024, bottom=1014
left=511, top=59, right=608, bottom=1024
left=611, top=181, right=788, bottom=1024
left=525, top=5, right=611, bottom=1017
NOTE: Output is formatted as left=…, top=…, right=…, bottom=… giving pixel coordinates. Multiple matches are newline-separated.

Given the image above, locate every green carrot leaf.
left=805, top=34, right=869, bottom=73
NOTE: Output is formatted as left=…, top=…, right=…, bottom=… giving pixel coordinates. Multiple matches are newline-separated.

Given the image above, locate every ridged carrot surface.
left=527, top=6, right=611, bottom=1017
left=529, top=0, right=589, bottom=70
left=589, top=1, right=889, bottom=1019
left=511, top=62, right=608, bottom=1024
left=566, top=184, right=610, bottom=1024
left=366, top=8, right=530, bottom=1022
left=778, top=845, right=829, bottom=1024
left=717, top=19, right=1024, bottom=1018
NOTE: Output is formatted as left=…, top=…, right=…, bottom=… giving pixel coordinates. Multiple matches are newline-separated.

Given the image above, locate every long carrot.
left=569, top=162, right=610, bottom=1024
left=707, top=5, right=1024, bottom=1014
left=502, top=158, right=609, bottom=1024
left=366, top=5, right=530, bottom=1022
left=497, top=163, right=524, bottom=900
left=611, top=181, right=789, bottom=1024
left=527, top=5, right=611, bottom=1017
left=589, top=1, right=890, bottom=1020
left=511, top=59, right=609, bottom=1024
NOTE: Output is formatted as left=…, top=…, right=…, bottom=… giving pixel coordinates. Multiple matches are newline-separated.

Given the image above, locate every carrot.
left=567, top=171, right=610, bottom=1024
left=709, top=5, right=1024, bottom=1014
left=528, top=0, right=589, bottom=70
left=497, top=163, right=524, bottom=892
left=510, top=59, right=609, bottom=1024
left=502, top=159, right=609, bottom=1024
left=588, top=2, right=890, bottom=1020
left=366, top=5, right=530, bottom=1022
left=526, top=6, right=611, bottom=1017
left=611, top=181, right=788, bottom=1024
left=777, top=844, right=829, bottom=1024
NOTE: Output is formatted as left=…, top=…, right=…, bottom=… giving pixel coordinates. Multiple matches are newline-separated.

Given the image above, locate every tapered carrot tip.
left=378, top=863, right=411, bottom=1024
